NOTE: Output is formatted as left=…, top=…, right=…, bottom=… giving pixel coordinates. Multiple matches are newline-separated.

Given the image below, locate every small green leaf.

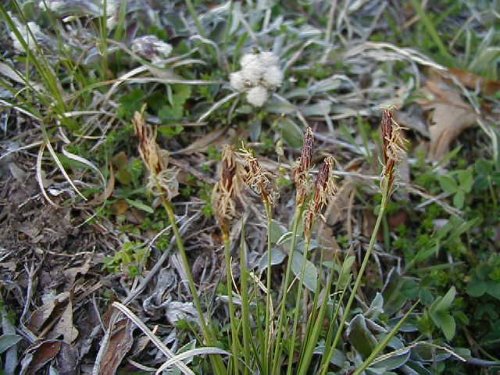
left=438, top=175, right=458, bottom=194
left=485, top=281, right=500, bottom=300
left=432, top=311, right=456, bottom=341
left=453, top=191, right=465, bottom=209
left=125, top=199, right=154, bottom=214
left=434, top=286, right=456, bottom=312
left=466, top=280, right=487, bottom=297
left=457, top=170, right=474, bottom=192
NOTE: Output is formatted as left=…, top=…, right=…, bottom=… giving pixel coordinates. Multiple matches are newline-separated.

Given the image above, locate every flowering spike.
left=381, top=109, right=407, bottom=192
left=293, top=127, right=314, bottom=206
left=304, top=156, right=337, bottom=242
left=239, top=145, right=276, bottom=206
left=213, top=145, right=243, bottom=239
left=133, top=106, right=178, bottom=200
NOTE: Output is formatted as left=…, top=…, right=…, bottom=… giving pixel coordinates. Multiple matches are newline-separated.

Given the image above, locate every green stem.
left=320, top=187, right=388, bottom=375
left=184, top=0, right=206, bottom=37
left=286, top=239, right=311, bottom=375
left=240, top=231, right=252, bottom=374
left=224, top=237, right=240, bottom=374
left=271, top=206, right=304, bottom=374
left=264, top=202, right=273, bottom=373
left=163, top=200, right=227, bottom=374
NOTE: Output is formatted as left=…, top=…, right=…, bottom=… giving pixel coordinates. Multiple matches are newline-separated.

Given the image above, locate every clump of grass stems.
left=134, top=108, right=410, bottom=374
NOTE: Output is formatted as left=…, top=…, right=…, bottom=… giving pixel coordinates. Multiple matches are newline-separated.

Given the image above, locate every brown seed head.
left=304, top=156, right=337, bottom=242
left=133, top=107, right=178, bottom=200
left=380, top=109, right=407, bottom=190
left=293, top=127, right=314, bottom=206
left=239, top=145, right=276, bottom=206
left=213, top=145, right=243, bottom=238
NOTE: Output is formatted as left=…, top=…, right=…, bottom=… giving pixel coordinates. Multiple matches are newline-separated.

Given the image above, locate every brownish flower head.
left=133, top=107, right=178, bottom=200
left=213, top=145, right=243, bottom=238
left=304, top=156, right=337, bottom=242
left=239, top=145, right=276, bottom=206
left=380, top=109, right=407, bottom=191
left=293, top=127, right=314, bottom=206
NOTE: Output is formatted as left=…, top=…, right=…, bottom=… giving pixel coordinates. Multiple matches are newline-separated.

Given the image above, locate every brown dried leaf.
left=64, top=256, right=91, bottom=286
left=419, top=79, right=478, bottom=161
left=28, top=293, right=69, bottom=334
left=49, top=300, right=78, bottom=344
left=99, top=319, right=135, bottom=375
left=449, top=67, right=500, bottom=96
left=20, top=340, right=61, bottom=375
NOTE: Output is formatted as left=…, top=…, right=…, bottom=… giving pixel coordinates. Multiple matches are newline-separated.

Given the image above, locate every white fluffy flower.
left=259, top=51, right=279, bottom=67
left=241, top=58, right=264, bottom=85
left=229, top=71, right=246, bottom=92
left=246, top=86, right=269, bottom=107
left=230, top=50, right=283, bottom=107
left=262, top=65, right=284, bottom=88
left=131, top=35, right=172, bottom=63
left=240, top=53, right=260, bottom=67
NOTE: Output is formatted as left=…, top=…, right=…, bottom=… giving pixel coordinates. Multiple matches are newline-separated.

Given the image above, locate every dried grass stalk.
left=133, top=107, right=179, bottom=200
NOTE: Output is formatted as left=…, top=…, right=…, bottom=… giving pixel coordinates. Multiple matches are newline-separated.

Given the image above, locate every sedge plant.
left=134, top=108, right=411, bottom=374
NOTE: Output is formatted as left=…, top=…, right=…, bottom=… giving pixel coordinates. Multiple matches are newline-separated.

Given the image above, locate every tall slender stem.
left=184, top=0, right=206, bottom=37
left=320, top=185, right=388, bottom=375
left=264, top=202, right=273, bottom=372
left=286, top=239, right=311, bottom=375
left=272, top=206, right=304, bottom=374
left=162, top=200, right=227, bottom=374
left=223, top=236, right=240, bottom=374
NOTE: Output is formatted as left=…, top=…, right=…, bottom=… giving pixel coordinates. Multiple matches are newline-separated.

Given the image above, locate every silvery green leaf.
left=309, top=77, right=342, bottom=94
left=365, top=292, right=384, bottom=319
left=371, top=348, right=410, bottom=370
left=300, top=100, right=331, bottom=116
left=291, top=251, right=318, bottom=291
left=346, top=314, right=378, bottom=359
left=257, top=248, right=286, bottom=273
left=269, top=220, right=287, bottom=244
left=265, top=100, right=296, bottom=115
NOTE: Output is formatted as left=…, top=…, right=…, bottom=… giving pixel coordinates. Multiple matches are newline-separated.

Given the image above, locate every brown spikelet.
left=239, top=145, right=276, bottom=206
left=381, top=109, right=407, bottom=191
left=213, top=145, right=243, bottom=238
left=133, top=107, right=179, bottom=200
left=293, top=127, right=314, bottom=206
left=304, top=156, right=337, bottom=242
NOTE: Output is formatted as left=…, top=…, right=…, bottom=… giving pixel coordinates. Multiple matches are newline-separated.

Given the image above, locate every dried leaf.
left=419, top=79, right=478, bottom=161
left=28, top=293, right=69, bottom=334
left=63, top=256, right=91, bottom=286
left=49, top=300, right=78, bottom=344
left=100, top=319, right=135, bottom=375
left=20, top=340, right=61, bottom=375
left=449, top=67, right=500, bottom=96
